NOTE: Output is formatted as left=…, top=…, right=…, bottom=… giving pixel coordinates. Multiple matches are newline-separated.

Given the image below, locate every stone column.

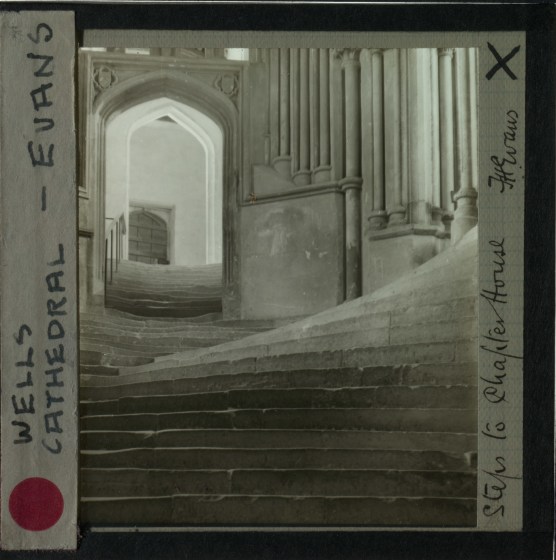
left=407, top=49, right=434, bottom=224
left=383, top=48, right=406, bottom=225
left=330, top=50, right=345, bottom=182
left=452, top=48, right=478, bottom=243
left=315, top=48, right=331, bottom=182
left=290, top=48, right=300, bottom=176
left=309, top=48, right=320, bottom=175
left=361, top=49, right=387, bottom=230
left=269, top=48, right=280, bottom=164
left=274, top=48, right=291, bottom=178
left=400, top=49, right=409, bottom=214
left=469, top=49, right=479, bottom=209
left=438, top=48, right=455, bottom=232
left=340, top=49, right=362, bottom=300
left=294, top=49, right=311, bottom=186
left=430, top=49, right=442, bottom=226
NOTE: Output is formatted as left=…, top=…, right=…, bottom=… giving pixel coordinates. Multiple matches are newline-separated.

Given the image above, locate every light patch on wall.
left=224, top=48, right=249, bottom=61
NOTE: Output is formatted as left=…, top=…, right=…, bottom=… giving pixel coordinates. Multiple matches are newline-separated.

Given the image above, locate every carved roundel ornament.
left=93, top=65, right=118, bottom=91
left=214, top=73, right=238, bottom=97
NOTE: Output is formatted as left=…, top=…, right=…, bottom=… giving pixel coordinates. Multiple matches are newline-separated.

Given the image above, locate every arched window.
left=128, top=210, right=169, bottom=264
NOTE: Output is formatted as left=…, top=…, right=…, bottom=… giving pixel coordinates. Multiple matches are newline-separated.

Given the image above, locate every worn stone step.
left=82, top=339, right=477, bottom=390
left=81, top=429, right=477, bottom=454
left=80, top=446, right=475, bottom=471
left=81, top=364, right=120, bottom=377
left=105, top=301, right=223, bottom=319
left=80, top=407, right=476, bottom=433
left=80, top=362, right=477, bottom=400
left=110, top=260, right=221, bottom=274
left=185, top=321, right=476, bottom=366
left=81, top=338, right=224, bottom=355
left=81, top=309, right=223, bottom=326
left=104, top=338, right=469, bottom=382
left=80, top=385, right=475, bottom=417
left=248, top=296, right=476, bottom=347
left=80, top=494, right=476, bottom=526
left=106, top=288, right=222, bottom=301
left=80, top=349, right=154, bottom=368
left=81, top=343, right=182, bottom=358
left=81, top=325, right=262, bottom=339
left=80, top=468, right=476, bottom=499
left=105, top=295, right=222, bottom=307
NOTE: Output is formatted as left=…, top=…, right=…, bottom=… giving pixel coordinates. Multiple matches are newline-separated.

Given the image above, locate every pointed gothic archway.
left=81, top=57, right=246, bottom=317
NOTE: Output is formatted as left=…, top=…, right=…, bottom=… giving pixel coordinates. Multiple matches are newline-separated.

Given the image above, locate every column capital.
left=334, top=48, right=361, bottom=66
left=360, top=47, right=384, bottom=56
left=453, top=186, right=478, bottom=201
left=339, top=176, right=363, bottom=191
left=438, top=47, right=454, bottom=58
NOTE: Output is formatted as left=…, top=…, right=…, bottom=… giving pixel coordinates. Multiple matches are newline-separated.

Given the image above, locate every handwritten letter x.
left=486, top=43, right=520, bottom=80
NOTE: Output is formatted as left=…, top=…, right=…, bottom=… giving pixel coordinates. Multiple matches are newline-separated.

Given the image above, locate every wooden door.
left=128, top=210, right=169, bottom=264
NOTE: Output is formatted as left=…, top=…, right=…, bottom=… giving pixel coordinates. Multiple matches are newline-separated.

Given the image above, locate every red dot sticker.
left=9, top=477, right=64, bottom=531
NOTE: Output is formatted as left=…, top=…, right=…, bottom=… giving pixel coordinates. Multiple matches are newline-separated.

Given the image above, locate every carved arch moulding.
left=79, top=50, right=248, bottom=317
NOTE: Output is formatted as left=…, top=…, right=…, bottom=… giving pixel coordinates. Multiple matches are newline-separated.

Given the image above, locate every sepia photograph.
left=3, top=4, right=551, bottom=556
left=77, top=44, right=479, bottom=527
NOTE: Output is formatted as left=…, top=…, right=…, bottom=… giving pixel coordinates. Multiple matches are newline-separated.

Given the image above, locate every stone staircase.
left=80, top=307, right=286, bottom=377
left=80, top=228, right=478, bottom=527
left=105, top=260, right=223, bottom=317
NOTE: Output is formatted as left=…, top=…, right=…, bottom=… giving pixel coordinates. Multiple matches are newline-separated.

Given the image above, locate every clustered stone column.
left=359, top=47, right=478, bottom=240
left=262, top=46, right=479, bottom=300
left=268, top=48, right=337, bottom=186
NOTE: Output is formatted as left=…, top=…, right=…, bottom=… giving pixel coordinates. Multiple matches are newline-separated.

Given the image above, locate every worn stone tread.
left=80, top=494, right=477, bottom=526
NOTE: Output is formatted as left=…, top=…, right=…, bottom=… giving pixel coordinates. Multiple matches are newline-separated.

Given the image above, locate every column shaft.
left=430, top=48, right=442, bottom=225
left=274, top=48, right=291, bottom=177
left=438, top=48, right=455, bottom=229
left=408, top=49, right=434, bottom=224
left=345, top=186, right=362, bottom=300
left=383, top=49, right=405, bottom=224
left=290, top=48, right=300, bottom=175
left=452, top=48, right=478, bottom=243
left=341, top=50, right=362, bottom=300
left=361, top=50, right=376, bottom=230
left=295, top=49, right=311, bottom=186
left=372, top=50, right=385, bottom=214
left=279, top=48, right=290, bottom=156
left=344, top=56, right=361, bottom=178
left=269, top=48, right=280, bottom=163
left=309, top=48, right=320, bottom=173
left=315, top=48, right=331, bottom=182
left=330, top=50, right=345, bottom=181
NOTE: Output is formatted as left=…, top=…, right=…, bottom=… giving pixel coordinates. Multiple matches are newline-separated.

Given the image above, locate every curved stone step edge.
left=144, top=318, right=476, bottom=369
left=79, top=407, right=477, bottom=433
left=79, top=448, right=476, bottom=472
left=83, top=339, right=477, bottom=388
left=80, top=428, right=477, bottom=461
left=79, top=385, right=476, bottom=416
left=81, top=361, right=478, bottom=399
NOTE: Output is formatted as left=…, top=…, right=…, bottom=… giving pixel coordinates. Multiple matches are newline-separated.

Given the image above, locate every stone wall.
left=240, top=191, right=344, bottom=319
